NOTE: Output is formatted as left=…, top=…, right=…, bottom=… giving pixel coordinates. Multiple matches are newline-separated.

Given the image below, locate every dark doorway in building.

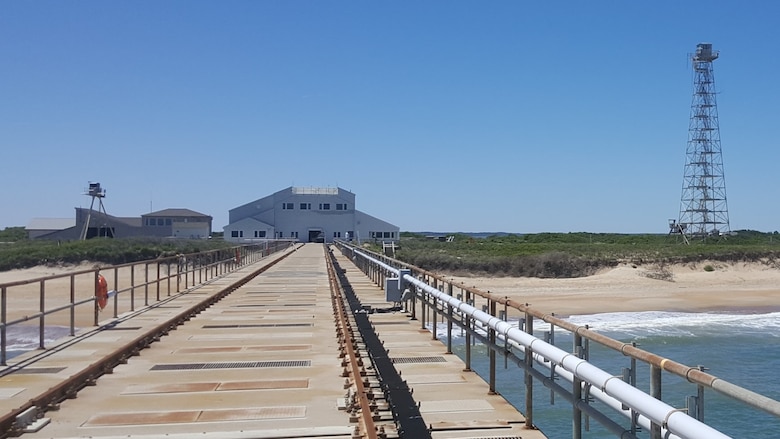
left=85, top=227, right=115, bottom=239
left=308, top=230, right=324, bottom=243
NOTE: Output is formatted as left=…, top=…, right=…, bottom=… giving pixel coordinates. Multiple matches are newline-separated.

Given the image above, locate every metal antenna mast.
left=677, top=43, right=730, bottom=240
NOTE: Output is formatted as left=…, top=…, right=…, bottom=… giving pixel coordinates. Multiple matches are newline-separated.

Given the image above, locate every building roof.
left=144, top=208, right=212, bottom=219
left=26, top=218, right=76, bottom=231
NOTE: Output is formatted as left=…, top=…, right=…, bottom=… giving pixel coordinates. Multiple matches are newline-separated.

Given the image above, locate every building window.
left=300, top=203, right=310, bottom=210
left=231, top=230, right=239, bottom=238
left=336, top=203, right=347, bottom=210
left=165, top=218, right=172, bottom=226
left=254, top=230, right=266, bottom=238
left=282, top=203, right=294, bottom=210
left=333, top=231, right=341, bottom=238
left=320, top=203, right=330, bottom=210
left=291, top=231, right=298, bottom=238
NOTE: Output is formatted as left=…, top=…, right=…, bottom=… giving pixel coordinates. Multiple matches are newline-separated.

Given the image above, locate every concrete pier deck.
left=0, top=244, right=545, bottom=439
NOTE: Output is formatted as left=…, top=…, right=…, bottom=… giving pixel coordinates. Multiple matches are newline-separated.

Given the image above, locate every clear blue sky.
left=2, top=2, right=778, bottom=233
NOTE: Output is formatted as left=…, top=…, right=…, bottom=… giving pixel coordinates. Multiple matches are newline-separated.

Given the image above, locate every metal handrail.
left=335, top=240, right=780, bottom=439
left=0, top=240, right=295, bottom=365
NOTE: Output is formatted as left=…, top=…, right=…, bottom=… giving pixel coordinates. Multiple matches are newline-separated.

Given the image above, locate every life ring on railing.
left=96, top=274, right=108, bottom=310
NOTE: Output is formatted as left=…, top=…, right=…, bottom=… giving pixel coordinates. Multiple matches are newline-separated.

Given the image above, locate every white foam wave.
left=5, top=326, right=73, bottom=351
left=564, top=311, right=780, bottom=338
left=425, top=311, right=780, bottom=341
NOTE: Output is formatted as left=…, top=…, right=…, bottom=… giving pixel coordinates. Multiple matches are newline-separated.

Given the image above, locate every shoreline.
left=445, top=261, right=780, bottom=317
left=3, top=260, right=780, bottom=319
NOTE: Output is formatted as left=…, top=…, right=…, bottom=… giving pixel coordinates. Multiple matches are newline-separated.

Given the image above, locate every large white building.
left=224, top=187, right=399, bottom=243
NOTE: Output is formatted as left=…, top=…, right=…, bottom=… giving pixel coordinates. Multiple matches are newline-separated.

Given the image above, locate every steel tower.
left=677, top=43, right=730, bottom=239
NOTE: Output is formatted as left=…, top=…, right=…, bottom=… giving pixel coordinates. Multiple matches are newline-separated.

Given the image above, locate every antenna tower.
left=676, top=43, right=730, bottom=240
left=79, top=182, right=110, bottom=240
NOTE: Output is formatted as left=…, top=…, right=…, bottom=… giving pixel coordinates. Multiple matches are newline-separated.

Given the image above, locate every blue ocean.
left=435, top=311, right=780, bottom=439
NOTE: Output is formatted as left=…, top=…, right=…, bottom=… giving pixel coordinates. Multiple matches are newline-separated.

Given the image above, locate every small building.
left=224, top=187, right=399, bottom=243
left=25, top=218, right=77, bottom=239
left=29, top=208, right=212, bottom=240
left=141, top=209, right=213, bottom=239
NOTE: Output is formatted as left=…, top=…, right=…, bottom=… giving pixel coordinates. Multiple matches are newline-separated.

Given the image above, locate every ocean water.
left=435, top=311, right=780, bottom=439
left=4, top=325, right=74, bottom=360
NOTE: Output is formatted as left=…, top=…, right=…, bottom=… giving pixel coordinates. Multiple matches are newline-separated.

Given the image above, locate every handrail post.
left=94, top=271, right=99, bottom=326
left=431, top=278, right=438, bottom=341
left=573, top=333, right=583, bottom=439
left=464, top=289, right=472, bottom=372
left=69, top=275, right=76, bottom=336
left=488, top=298, right=497, bottom=395
left=650, top=365, right=662, bottom=439
left=446, top=283, right=453, bottom=354
left=38, top=280, right=45, bottom=349
left=525, top=311, right=534, bottom=429
left=144, top=262, right=150, bottom=306
left=1, top=286, right=7, bottom=366
left=113, top=266, right=119, bottom=318
left=130, top=265, right=135, bottom=311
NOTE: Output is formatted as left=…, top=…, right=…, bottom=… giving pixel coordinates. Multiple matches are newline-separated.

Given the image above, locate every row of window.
left=230, top=230, right=356, bottom=239
left=281, top=203, right=349, bottom=211
left=146, top=218, right=172, bottom=226
left=370, top=231, right=396, bottom=239
left=231, top=230, right=269, bottom=238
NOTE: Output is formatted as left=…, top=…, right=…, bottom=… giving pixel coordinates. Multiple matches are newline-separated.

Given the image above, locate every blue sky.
left=2, top=2, right=779, bottom=233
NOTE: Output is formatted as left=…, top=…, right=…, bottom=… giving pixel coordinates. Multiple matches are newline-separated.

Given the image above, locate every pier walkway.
left=0, top=244, right=544, bottom=439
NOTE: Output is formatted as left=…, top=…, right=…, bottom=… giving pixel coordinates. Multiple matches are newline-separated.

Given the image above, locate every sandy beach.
left=445, top=261, right=780, bottom=317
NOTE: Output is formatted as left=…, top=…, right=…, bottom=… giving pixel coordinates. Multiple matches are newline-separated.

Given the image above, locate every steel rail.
left=326, top=246, right=378, bottom=439
left=0, top=248, right=297, bottom=438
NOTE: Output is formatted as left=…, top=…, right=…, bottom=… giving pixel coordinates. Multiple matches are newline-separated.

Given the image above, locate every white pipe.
left=511, top=340, right=681, bottom=439
left=351, top=250, right=731, bottom=439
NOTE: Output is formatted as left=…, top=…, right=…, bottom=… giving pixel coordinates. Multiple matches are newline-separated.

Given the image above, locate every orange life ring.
left=96, top=274, right=108, bottom=310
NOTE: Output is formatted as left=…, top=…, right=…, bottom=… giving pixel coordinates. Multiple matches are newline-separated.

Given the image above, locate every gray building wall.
left=225, top=187, right=398, bottom=243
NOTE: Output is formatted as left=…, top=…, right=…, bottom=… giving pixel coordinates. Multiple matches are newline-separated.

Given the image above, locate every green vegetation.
left=386, top=231, right=780, bottom=278
left=0, top=238, right=234, bottom=272
left=0, top=227, right=27, bottom=242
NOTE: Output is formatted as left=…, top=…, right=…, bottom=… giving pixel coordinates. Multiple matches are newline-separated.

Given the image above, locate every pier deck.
left=0, top=244, right=544, bottom=439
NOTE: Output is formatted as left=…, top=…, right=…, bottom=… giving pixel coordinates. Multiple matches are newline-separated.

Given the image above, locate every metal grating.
left=236, top=303, right=313, bottom=308
left=8, top=367, right=67, bottom=375
left=391, top=356, right=447, bottom=364
left=150, top=360, right=311, bottom=371
left=202, top=323, right=312, bottom=329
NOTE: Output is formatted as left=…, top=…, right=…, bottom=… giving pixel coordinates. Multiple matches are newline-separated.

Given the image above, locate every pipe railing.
left=0, top=240, right=295, bottom=365
left=334, top=240, right=780, bottom=439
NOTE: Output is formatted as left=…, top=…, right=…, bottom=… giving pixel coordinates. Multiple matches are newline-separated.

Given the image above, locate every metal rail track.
left=327, top=247, right=380, bottom=439
left=0, top=248, right=297, bottom=438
